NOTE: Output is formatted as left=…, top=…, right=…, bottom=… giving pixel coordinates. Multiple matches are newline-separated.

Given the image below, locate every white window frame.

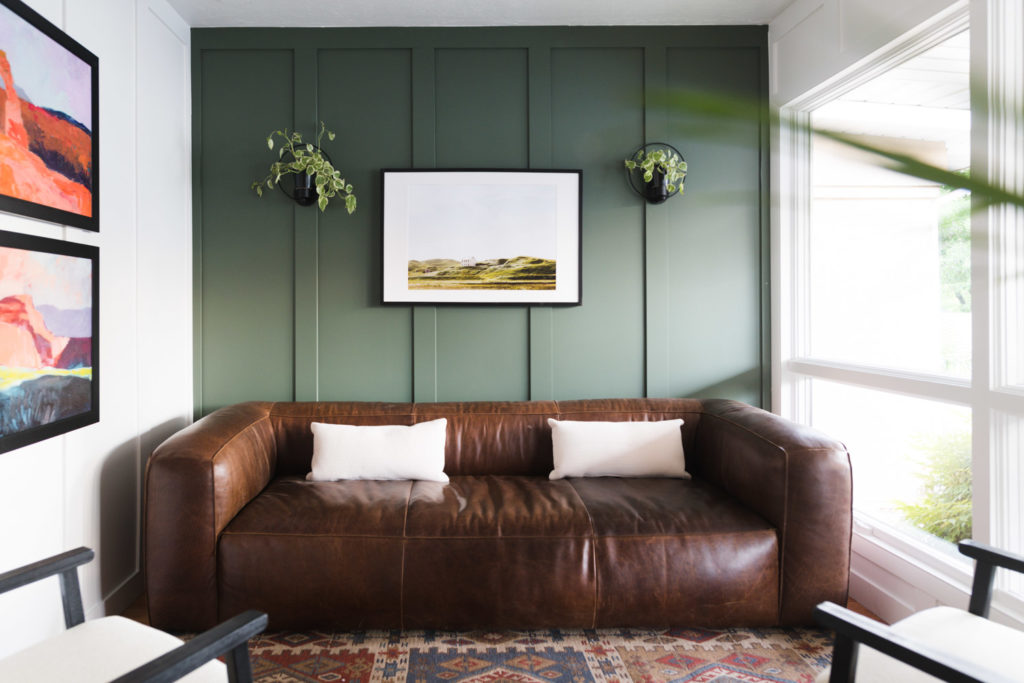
left=775, top=0, right=1024, bottom=628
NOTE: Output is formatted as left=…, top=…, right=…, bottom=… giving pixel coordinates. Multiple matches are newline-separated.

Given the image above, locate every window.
left=809, top=49, right=972, bottom=378
left=779, top=2, right=1024, bottom=621
left=797, top=30, right=973, bottom=551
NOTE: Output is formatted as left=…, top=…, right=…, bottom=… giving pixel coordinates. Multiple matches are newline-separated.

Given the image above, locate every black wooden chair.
left=814, top=540, right=1024, bottom=682
left=0, top=547, right=267, bottom=682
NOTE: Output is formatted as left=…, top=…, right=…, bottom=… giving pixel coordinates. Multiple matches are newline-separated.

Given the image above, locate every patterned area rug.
left=246, top=627, right=834, bottom=683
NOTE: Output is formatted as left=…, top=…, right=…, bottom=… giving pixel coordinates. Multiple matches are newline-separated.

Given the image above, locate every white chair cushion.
left=815, top=606, right=1024, bottom=682
left=0, top=615, right=226, bottom=682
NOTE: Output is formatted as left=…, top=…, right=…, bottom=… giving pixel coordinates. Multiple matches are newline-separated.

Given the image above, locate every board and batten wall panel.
left=433, top=48, right=531, bottom=402
left=665, top=47, right=766, bottom=405
left=550, top=47, right=646, bottom=400
left=316, top=48, right=414, bottom=401
left=192, top=28, right=769, bottom=415
left=198, top=50, right=295, bottom=410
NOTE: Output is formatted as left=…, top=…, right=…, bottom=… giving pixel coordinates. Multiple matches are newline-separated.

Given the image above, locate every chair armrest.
left=959, top=540, right=1024, bottom=617
left=144, top=402, right=277, bottom=631
left=959, top=540, right=1024, bottom=574
left=0, top=547, right=93, bottom=595
left=111, top=610, right=268, bottom=683
left=697, top=399, right=853, bottom=624
left=814, top=601, right=1016, bottom=683
left=0, top=547, right=93, bottom=628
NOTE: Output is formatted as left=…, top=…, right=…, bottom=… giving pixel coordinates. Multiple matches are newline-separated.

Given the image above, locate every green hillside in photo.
left=408, top=256, right=556, bottom=290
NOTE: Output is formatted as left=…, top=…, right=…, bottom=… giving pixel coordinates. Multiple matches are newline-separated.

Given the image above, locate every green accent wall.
left=191, top=27, right=769, bottom=415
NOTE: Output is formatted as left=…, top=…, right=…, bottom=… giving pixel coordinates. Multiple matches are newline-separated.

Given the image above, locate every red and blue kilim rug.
left=245, top=627, right=834, bottom=683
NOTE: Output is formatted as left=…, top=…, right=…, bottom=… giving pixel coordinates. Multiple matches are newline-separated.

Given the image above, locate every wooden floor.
left=121, top=594, right=149, bottom=625
left=120, top=595, right=883, bottom=628
left=845, top=597, right=881, bottom=621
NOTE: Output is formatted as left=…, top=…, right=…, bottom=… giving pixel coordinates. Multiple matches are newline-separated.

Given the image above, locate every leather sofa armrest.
left=696, top=399, right=852, bottom=625
left=144, top=402, right=277, bottom=631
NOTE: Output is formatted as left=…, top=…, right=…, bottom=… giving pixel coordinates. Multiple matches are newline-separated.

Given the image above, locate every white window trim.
left=775, top=0, right=1024, bottom=628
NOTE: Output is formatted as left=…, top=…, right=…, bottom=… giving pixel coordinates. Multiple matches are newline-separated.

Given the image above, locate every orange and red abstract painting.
left=0, top=229, right=98, bottom=453
left=0, top=0, right=98, bottom=231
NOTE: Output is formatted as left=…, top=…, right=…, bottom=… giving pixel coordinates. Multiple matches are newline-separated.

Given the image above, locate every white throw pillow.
left=548, top=418, right=689, bottom=479
left=307, top=419, right=449, bottom=482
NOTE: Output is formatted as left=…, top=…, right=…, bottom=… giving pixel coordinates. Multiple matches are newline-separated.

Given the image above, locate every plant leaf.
left=318, top=195, right=328, bottom=211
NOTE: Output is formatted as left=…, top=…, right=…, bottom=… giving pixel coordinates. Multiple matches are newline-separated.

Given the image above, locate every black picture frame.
left=0, top=229, right=99, bottom=454
left=0, top=0, right=100, bottom=232
left=381, top=169, right=583, bottom=306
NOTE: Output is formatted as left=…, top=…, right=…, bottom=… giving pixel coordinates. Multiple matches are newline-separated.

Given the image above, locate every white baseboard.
left=87, top=571, right=144, bottom=620
left=849, top=532, right=1024, bottom=629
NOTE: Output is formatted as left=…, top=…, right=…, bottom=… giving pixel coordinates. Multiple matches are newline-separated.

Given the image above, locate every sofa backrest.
left=268, top=398, right=705, bottom=477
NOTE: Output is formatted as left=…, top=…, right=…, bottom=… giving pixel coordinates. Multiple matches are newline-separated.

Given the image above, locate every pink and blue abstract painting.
left=0, top=229, right=98, bottom=453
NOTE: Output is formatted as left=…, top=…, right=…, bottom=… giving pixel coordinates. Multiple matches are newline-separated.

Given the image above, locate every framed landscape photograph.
left=0, top=0, right=99, bottom=232
left=0, top=229, right=98, bottom=454
left=382, top=169, right=582, bottom=305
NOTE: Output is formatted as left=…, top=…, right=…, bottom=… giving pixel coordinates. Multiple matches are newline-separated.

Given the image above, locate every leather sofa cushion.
left=570, top=478, right=780, bottom=626
left=219, top=474, right=778, bottom=628
left=406, top=476, right=592, bottom=537
left=223, top=477, right=413, bottom=536
left=568, top=477, right=773, bottom=536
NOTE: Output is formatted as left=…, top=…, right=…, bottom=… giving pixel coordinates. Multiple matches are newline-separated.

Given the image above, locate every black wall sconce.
left=278, top=147, right=331, bottom=207
left=252, top=121, right=358, bottom=214
left=624, top=142, right=687, bottom=204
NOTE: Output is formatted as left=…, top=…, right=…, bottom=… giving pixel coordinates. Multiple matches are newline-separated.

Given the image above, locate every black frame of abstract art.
left=0, top=0, right=100, bottom=232
left=0, top=229, right=99, bottom=454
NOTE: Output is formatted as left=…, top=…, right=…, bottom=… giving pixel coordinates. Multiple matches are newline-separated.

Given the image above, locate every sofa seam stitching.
left=564, top=477, right=598, bottom=629
left=209, top=410, right=271, bottom=624
left=267, top=409, right=702, bottom=419
left=702, top=410, right=836, bottom=456
left=400, top=481, right=412, bottom=630
left=702, top=410, right=791, bottom=623
left=218, top=529, right=775, bottom=540
left=780, top=449, right=789, bottom=623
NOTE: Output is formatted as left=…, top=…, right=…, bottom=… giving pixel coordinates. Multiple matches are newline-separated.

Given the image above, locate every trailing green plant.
left=896, top=430, right=972, bottom=544
left=251, top=122, right=356, bottom=213
left=624, top=148, right=688, bottom=194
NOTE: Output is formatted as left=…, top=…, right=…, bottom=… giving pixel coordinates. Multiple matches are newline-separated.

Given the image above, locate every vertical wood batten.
left=293, top=47, right=319, bottom=400
left=191, top=45, right=204, bottom=418
left=644, top=45, right=671, bottom=398
left=529, top=45, right=556, bottom=401
left=412, top=46, right=438, bottom=402
left=758, top=42, right=772, bottom=408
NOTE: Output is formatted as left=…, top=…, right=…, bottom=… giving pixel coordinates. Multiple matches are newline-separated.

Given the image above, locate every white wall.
left=0, top=0, right=191, bottom=657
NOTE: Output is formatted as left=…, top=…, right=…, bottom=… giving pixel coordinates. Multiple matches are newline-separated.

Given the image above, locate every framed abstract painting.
left=0, top=0, right=99, bottom=232
left=382, top=169, right=582, bottom=305
left=0, top=229, right=98, bottom=454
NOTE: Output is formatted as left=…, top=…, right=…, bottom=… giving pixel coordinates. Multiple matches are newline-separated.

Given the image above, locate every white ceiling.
left=813, top=30, right=971, bottom=169
left=165, top=0, right=797, bottom=28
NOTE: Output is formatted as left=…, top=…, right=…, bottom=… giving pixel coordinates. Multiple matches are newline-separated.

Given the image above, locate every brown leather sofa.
left=144, top=398, right=852, bottom=631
